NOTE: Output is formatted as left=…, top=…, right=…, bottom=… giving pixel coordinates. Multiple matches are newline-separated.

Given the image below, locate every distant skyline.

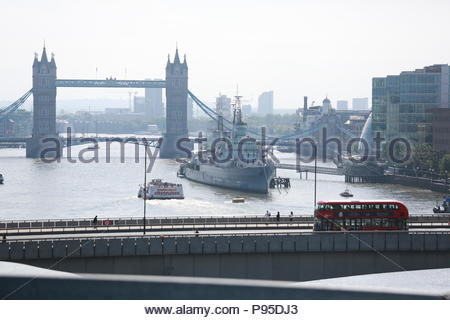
left=1, top=0, right=450, bottom=109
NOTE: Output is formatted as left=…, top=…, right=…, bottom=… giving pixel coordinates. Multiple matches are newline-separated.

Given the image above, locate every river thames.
left=0, top=143, right=445, bottom=220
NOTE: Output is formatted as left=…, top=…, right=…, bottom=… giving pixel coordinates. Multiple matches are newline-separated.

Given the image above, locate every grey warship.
left=179, top=96, right=276, bottom=194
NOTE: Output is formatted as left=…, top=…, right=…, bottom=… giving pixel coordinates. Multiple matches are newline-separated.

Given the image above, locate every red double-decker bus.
left=313, top=200, right=409, bottom=231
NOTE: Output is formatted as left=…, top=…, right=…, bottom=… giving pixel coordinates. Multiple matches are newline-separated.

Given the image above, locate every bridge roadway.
left=1, top=214, right=449, bottom=237
left=0, top=135, right=162, bottom=146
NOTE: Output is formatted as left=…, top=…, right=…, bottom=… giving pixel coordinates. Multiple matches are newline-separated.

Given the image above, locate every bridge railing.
left=0, top=214, right=449, bottom=236
left=1, top=214, right=448, bottom=227
left=0, top=215, right=315, bottom=233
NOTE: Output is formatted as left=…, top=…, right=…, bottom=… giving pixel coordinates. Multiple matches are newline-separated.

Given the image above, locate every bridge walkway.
left=275, top=163, right=343, bottom=175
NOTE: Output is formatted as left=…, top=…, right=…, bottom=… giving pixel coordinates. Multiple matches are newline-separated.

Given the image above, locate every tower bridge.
left=1, top=47, right=358, bottom=159
left=0, top=46, right=188, bottom=159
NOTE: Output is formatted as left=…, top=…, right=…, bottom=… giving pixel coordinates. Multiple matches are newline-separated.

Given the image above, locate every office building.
left=257, top=91, right=274, bottom=116
left=372, top=64, right=450, bottom=144
left=145, top=78, right=164, bottom=121
left=216, top=95, right=232, bottom=119
left=352, top=97, right=369, bottom=110
left=336, top=100, right=349, bottom=110
left=133, top=96, right=146, bottom=114
left=432, top=108, right=450, bottom=153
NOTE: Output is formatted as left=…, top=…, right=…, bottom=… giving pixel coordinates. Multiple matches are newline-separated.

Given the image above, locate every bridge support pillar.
left=27, top=46, right=61, bottom=159
left=160, top=48, right=192, bottom=159
left=26, top=136, right=62, bottom=158
left=160, top=133, right=192, bottom=159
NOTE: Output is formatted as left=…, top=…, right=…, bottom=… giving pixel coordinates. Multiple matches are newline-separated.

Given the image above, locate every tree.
left=439, top=154, right=450, bottom=173
left=409, top=144, right=435, bottom=170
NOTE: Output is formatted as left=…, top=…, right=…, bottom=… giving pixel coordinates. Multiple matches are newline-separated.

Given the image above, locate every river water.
left=0, top=142, right=445, bottom=220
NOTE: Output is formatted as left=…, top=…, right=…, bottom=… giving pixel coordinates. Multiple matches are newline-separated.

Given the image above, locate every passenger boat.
left=138, top=179, right=184, bottom=200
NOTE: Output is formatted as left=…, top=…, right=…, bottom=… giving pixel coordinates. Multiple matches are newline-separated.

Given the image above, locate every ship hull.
left=183, top=164, right=276, bottom=194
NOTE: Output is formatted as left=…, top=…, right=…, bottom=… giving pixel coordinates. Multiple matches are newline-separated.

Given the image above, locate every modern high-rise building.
left=352, top=97, right=369, bottom=110
left=216, top=95, right=232, bottom=119
left=336, top=100, right=349, bottom=110
left=257, top=91, right=274, bottom=116
left=372, top=64, right=450, bottom=144
left=133, top=96, right=146, bottom=114
left=145, top=78, right=164, bottom=121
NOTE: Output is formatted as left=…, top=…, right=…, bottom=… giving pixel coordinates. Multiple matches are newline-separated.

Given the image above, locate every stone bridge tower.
left=26, top=47, right=61, bottom=158
left=160, top=48, right=190, bottom=158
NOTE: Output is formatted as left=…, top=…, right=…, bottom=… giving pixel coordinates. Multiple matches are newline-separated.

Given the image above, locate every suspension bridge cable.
left=0, top=89, right=33, bottom=120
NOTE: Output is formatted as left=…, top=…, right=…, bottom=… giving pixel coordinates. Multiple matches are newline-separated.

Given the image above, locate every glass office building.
left=372, top=64, right=450, bottom=144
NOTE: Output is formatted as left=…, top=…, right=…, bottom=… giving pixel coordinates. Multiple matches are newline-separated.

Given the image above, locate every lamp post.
left=143, top=144, right=148, bottom=235
left=314, top=144, right=317, bottom=209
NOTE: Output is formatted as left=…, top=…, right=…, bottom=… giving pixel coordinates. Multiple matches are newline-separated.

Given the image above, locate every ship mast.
left=233, top=95, right=244, bottom=125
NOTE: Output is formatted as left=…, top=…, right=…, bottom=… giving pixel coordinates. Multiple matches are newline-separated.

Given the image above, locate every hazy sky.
left=1, top=0, right=450, bottom=109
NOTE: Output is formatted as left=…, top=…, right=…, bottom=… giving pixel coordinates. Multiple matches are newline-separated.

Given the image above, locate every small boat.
left=176, top=169, right=185, bottom=178
left=138, top=179, right=184, bottom=200
left=232, top=197, right=245, bottom=203
left=340, top=188, right=353, bottom=197
left=433, top=196, right=450, bottom=213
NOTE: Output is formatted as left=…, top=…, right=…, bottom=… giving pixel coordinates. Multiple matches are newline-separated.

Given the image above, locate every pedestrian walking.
left=289, top=211, right=294, bottom=222
left=2, top=234, right=6, bottom=243
left=276, top=211, right=280, bottom=222
left=93, top=215, right=98, bottom=225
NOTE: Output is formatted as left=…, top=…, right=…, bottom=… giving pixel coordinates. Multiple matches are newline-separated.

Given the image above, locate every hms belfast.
left=179, top=96, right=276, bottom=194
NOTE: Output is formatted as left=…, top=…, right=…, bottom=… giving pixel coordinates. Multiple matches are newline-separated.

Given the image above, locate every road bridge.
left=1, top=230, right=449, bottom=281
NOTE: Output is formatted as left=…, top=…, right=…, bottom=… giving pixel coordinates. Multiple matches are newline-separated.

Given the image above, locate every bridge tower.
left=26, top=47, right=61, bottom=158
left=160, top=48, right=190, bottom=158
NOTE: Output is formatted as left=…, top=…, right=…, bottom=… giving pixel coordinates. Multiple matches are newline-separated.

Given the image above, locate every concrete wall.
left=1, top=232, right=449, bottom=281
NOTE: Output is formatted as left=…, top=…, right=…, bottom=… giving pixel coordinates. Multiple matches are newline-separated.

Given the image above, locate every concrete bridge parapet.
left=1, top=232, right=450, bottom=281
